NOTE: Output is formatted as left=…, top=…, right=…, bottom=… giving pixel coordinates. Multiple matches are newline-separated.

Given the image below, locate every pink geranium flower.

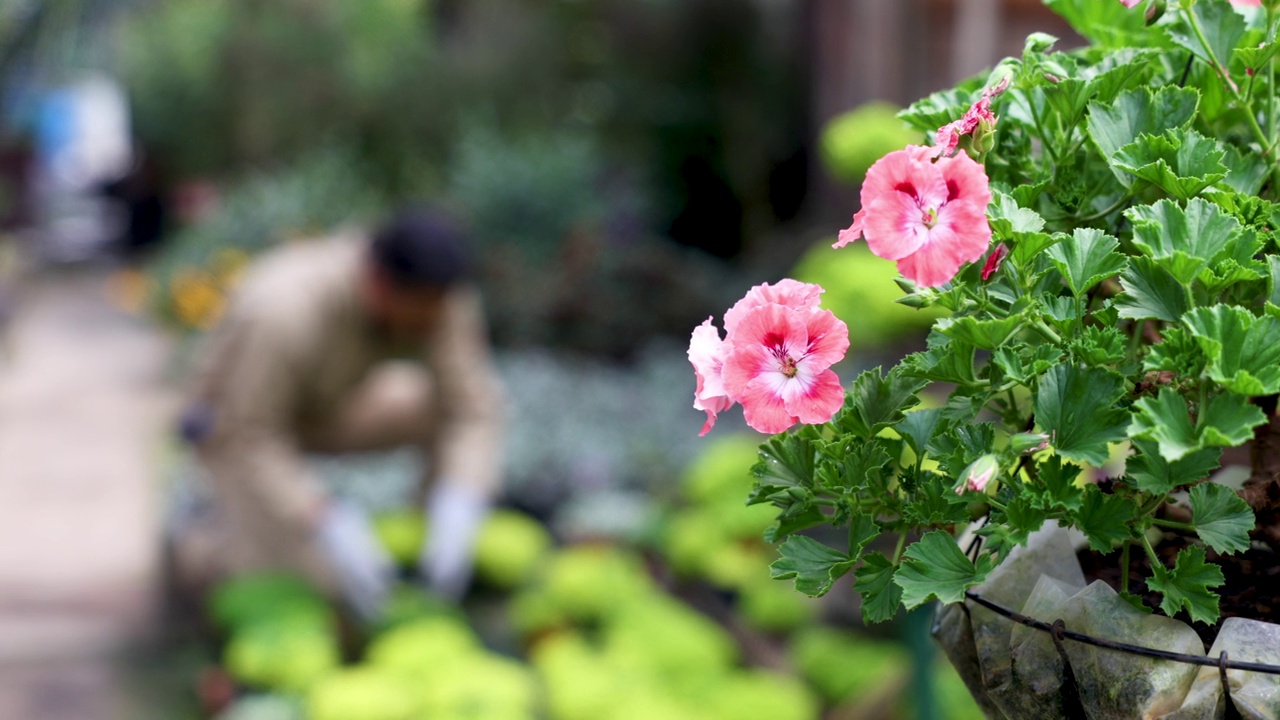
left=689, top=318, right=735, bottom=436
left=1117, top=0, right=1141, bottom=7
left=722, top=303, right=849, bottom=435
left=835, top=145, right=993, bottom=287
left=723, top=279, right=823, bottom=334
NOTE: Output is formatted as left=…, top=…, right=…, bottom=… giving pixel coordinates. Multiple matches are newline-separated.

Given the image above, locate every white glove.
left=419, top=482, right=490, bottom=601
left=316, top=501, right=394, bottom=621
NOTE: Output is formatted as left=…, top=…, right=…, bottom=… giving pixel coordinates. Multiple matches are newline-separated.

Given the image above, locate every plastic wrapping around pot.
left=932, top=523, right=1085, bottom=719
left=1160, top=617, right=1280, bottom=720
left=970, top=525, right=1085, bottom=697
left=999, top=575, right=1082, bottom=718
left=1057, top=580, right=1204, bottom=719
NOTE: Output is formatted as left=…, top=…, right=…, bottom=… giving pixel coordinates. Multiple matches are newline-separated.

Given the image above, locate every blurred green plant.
left=819, top=102, right=919, bottom=187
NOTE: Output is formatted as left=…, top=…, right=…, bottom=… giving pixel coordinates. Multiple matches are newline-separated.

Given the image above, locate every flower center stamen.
left=921, top=206, right=938, bottom=229
left=780, top=356, right=798, bottom=378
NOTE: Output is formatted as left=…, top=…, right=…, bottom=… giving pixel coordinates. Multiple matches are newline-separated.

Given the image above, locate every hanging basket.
left=932, top=525, right=1280, bottom=720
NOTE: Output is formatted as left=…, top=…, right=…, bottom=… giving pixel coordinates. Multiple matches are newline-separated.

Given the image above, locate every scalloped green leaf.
left=1183, top=305, right=1280, bottom=396
left=1116, top=256, right=1191, bottom=323
left=854, top=552, right=902, bottom=624
left=894, top=531, right=993, bottom=608
left=1112, top=130, right=1228, bottom=199
left=1130, top=388, right=1266, bottom=461
left=1034, top=365, right=1129, bottom=466
left=1046, top=227, right=1129, bottom=297
left=1190, top=482, right=1253, bottom=556
left=1087, top=86, right=1199, bottom=161
left=770, top=535, right=854, bottom=598
left=1147, top=545, right=1224, bottom=625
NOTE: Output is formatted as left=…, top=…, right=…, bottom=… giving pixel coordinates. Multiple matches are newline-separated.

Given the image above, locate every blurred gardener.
left=180, top=210, right=504, bottom=618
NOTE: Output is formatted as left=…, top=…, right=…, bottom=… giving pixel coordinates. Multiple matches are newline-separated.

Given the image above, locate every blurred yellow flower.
left=171, top=269, right=225, bottom=331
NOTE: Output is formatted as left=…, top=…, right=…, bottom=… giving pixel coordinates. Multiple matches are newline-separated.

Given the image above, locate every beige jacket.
left=189, top=235, right=503, bottom=576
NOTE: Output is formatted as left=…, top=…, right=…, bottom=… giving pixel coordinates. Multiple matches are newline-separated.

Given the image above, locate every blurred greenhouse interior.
left=1, top=1, right=1083, bottom=719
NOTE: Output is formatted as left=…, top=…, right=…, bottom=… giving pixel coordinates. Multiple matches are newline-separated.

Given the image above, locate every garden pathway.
left=0, top=270, right=179, bottom=719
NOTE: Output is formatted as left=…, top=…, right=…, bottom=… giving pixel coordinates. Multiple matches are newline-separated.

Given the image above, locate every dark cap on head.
left=370, top=209, right=473, bottom=289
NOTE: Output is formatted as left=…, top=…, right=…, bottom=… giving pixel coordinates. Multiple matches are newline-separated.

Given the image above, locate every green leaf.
left=902, top=338, right=979, bottom=387
left=1003, top=495, right=1049, bottom=539
left=935, top=315, right=1024, bottom=351
left=1112, top=130, right=1228, bottom=200
left=1070, top=325, right=1127, bottom=366
left=1142, top=326, right=1205, bottom=377
left=1183, top=305, right=1280, bottom=396
left=749, top=434, right=819, bottom=504
left=1034, top=364, right=1130, bottom=466
left=1269, top=256, right=1280, bottom=307
left=897, top=408, right=945, bottom=457
left=899, top=472, right=974, bottom=526
left=763, top=504, right=828, bottom=545
left=838, top=366, right=928, bottom=438
left=1130, top=388, right=1266, bottom=461
left=1169, top=0, right=1246, bottom=73
left=928, top=422, right=998, bottom=478
left=894, top=531, right=994, bottom=608
left=770, top=535, right=854, bottom=598
left=1035, top=455, right=1085, bottom=513
left=988, top=190, right=1046, bottom=237
left=854, top=553, right=903, bottom=624
left=1190, top=483, right=1253, bottom=555
left=1235, top=40, right=1280, bottom=71
left=848, top=512, right=881, bottom=560
left=817, top=439, right=893, bottom=494
left=992, top=343, right=1063, bottom=385
left=1126, top=439, right=1221, bottom=495
left=1046, top=228, right=1129, bottom=297
left=1147, top=545, right=1224, bottom=625
left=1126, top=198, right=1242, bottom=269
left=1076, top=485, right=1135, bottom=552
left=1115, top=256, right=1191, bottom=323
left=1221, top=142, right=1269, bottom=196
left=1087, top=86, right=1199, bottom=161
left=1045, top=0, right=1154, bottom=48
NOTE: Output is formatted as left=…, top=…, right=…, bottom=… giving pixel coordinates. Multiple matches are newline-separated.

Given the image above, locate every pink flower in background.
left=1233, top=0, right=1262, bottom=6
left=723, top=279, right=823, bottom=333
left=1117, top=0, right=1141, bottom=7
left=722, top=303, right=849, bottom=434
left=689, top=318, right=735, bottom=436
left=835, top=145, right=993, bottom=287
left=689, top=281, right=849, bottom=436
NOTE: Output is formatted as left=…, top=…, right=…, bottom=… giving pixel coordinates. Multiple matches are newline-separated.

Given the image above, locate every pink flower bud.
left=956, top=455, right=1001, bottom=495
left=981, top=244, right=1009, bottom=281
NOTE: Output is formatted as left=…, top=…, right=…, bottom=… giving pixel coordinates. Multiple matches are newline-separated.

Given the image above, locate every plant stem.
left=1140, top=532, right=1161, bottom=567
left=1120, top=541, right=1131, bottom=595
left=892, top=532, right=908, bottom=564
left=1183, top=6, right=1280, bottom=186
left=1152, top=517, right=1197, bottom=533
left=1032, top=319, right=1062, bottom=344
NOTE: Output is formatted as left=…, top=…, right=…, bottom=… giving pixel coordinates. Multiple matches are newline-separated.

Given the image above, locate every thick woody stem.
left=1243, top=395, right=1280, bottom=551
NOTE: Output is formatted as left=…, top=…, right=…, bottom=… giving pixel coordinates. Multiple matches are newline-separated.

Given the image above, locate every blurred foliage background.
left=0, top=1, right=1016, bottom=718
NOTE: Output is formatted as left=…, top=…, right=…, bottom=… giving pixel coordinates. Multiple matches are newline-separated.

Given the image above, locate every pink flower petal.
left=801, top=309, right=850, bottom=369
left=735, top=374, right=801, bottom=434
left=936, top=151, right=993, bottom=207
left=688, top=317, right=734, bottom=435
left=834, top=210, right=867, bottom=249
left=895, top=200, right=991, bottom=287
left=861, top=191, right=934, bottom=261
left=782, top=368, right=846, bottom=425
left=724, top=279, right=824, bottom=334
